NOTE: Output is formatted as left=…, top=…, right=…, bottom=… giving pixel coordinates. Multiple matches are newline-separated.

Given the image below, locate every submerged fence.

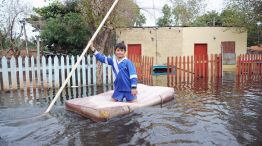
left=0, top=55, right=111, bottom=91
left=129, top=55, right=154, bottom=86
left=0, top=55, right=154, bottom=92
left=167, top=54, right=222, bottom=86
left=236, top=54, right=262, bottom=79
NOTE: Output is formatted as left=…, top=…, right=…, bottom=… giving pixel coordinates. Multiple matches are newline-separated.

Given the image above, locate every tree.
left=79, top=0, right=145, bottom=85
left=29, top=1, right=91, bottom=54
left=0, top=0, right=30, bottom=50
left=157, top=4, right=173, bottom=27
left=224, top=0, right=262, bottom=46
left=134, top=12, right=146, bottom=27
left=192, top=11, right=222, bottom=26
left=79, top=0, right=144, bottom=53
left=156, top=0, right=205, bottom=26
left=29, top=0, right=145, bottom=55
left=171, top=0, right=205, bottom=26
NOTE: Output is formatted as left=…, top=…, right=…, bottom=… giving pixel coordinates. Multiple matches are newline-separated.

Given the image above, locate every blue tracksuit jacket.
left=94, top=51, right=138, bottom=92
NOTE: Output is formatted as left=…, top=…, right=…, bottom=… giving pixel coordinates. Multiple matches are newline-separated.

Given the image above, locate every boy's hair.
left=114, top=41, right=126, bottom=51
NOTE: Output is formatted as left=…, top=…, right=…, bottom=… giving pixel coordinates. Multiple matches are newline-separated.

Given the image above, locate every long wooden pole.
left=45, top=0, right=120, bottom=113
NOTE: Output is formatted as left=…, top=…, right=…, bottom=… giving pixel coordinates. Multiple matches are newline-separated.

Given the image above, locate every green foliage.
left=78, top=0, right=145, bottom=54
left=33, top=1, right=79, bottom=19
left=224, top=0, right=262, bottom=46
left=172, top=0, right=205, bottom=26
left=29, top=0, right=90, bottom=55
left=134, top=13, right=146, bottom=27
left=27, top=0, right=145, bottom=55
left=41, top=12, right=90, bottom=54
left=220, top=9, right=247, bottom=28
left=157, top=4, right=173, bottom=27
left=156, top=0, right=205, bottom=26
left=192, top=11, right=222, bottom=26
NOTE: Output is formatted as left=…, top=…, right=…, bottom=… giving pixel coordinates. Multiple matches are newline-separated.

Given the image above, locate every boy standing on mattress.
left=90, top=41, right=138, bottom=102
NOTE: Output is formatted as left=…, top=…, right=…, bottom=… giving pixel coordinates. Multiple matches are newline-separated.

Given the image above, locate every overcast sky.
left=19, top=0, right=225, bottom=38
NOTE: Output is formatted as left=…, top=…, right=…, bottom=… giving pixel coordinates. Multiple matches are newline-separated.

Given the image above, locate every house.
left=116, top=27, right=247, bottom=69
left=247, top=45, right=262, bottom=54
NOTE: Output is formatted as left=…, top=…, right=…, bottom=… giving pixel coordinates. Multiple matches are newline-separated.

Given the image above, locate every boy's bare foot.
left=111, top=98, right=117, bottom=102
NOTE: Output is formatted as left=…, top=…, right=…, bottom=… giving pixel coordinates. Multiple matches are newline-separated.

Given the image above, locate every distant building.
left=116, top=27, right=247, bottom=69
left=247, top=45, right=262, bottom=54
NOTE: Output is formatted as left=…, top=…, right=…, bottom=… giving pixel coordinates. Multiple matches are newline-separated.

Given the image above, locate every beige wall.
left=116, top=27, right=182, bottom=65
left=116, top=27, right=247, bottom=66
left=182, top=27, right=247, bottom=56
left=156, top=27, right=182, bottom=65
left=116, top=28, right=156, bottom=61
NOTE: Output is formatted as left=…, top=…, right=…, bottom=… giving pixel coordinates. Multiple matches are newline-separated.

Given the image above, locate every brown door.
left=221, top=41, right=236, bottom=65
left=194, top=44, right=208, bottom=78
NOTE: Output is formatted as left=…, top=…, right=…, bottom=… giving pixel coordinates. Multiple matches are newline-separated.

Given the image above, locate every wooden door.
left=127, top=44, right=142, bottom=78
left=128, top=44, right=141, bottom=57
left=221, top=41, right=236, bottom=65
left=194, top=44, right=208, bottom=78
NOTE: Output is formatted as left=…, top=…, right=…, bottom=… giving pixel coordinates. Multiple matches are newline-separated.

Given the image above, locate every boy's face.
left=115, top=48, right=126, bottom=59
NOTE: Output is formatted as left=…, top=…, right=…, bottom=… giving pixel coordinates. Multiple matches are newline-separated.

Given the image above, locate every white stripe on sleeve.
left=113, top=55, right=119, bottom=74
left=130, top=74, right=138, bottom=79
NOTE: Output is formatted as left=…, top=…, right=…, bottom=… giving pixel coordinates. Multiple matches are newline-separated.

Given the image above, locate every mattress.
left=66, top=84, right=174, bottom=122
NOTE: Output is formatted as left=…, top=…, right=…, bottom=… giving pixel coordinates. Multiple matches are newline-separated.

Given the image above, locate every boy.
left=90, top=42, right=138, bottom=102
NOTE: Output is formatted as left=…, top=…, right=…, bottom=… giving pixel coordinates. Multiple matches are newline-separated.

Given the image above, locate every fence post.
left=10, top=56, right=17, bottom=90
left=92, top=56, right=96, bottom=85
left=61, top=56, right=65, bottom=87
left=42, top=56, right=47, bottom=89
left=219, top=54, right=222, bottom=78
left=54, top=56, right=60, bottom=88
left=71, top=56, right=76, bottom=87
left=37, top=56, right=41, bottom=88
left=171, top=57, right=174, bottom=86
left=191, top=56, right=193, bottom=82
left=236, top=55, right=240, bottom=76
left=66, top=56, right=70, bottom=87
left=31, top=56, right=36, bottom=89
left=81, top=56, right=86, bottom=86
left=1, top=57, right=9, bottom=91
left=260, top=55, right=262, bottom=76
left=179, top=56, right=182, bottom=83
left=103, top=63, right=107, bottom=84
left=150, top=57, right=153, bottom=85
left=18, top=57, right=24, bottom=90
left=187, top=56, right=189, bottom=83
left=183, top=56, right=185, bottom=82
left=77, top=55, right=81, bottom=87
left=167, top=57, right=170, bottom=86
left=25, top=57, right=30, bottom=89
left=48, top=56, right=53, bottom=88
left=210, top=54, right=214, bottom=81
left=87, top=55, right=91, bottom=85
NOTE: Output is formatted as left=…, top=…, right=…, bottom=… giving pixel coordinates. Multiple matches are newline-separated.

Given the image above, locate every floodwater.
left=0, top=72, right=262, bottom=146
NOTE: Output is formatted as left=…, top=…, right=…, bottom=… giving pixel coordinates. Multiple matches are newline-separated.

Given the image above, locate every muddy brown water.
left=0, top=72, right=262, bottom=146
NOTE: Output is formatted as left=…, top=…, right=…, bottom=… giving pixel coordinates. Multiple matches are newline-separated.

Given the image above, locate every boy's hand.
left=131, top=88, right=137, bottom=96
left=90, top=42, right=96, bottom=52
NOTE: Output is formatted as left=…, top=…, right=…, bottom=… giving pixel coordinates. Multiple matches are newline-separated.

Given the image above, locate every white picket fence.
left=0, top=55, right=113, bottom=91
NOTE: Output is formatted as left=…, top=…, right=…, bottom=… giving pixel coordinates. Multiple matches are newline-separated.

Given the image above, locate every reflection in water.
left=0, top=72, right=262, bottom=146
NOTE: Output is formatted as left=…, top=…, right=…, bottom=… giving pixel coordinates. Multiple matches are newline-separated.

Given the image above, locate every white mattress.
left=66, top=84, right=175, bottom=122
